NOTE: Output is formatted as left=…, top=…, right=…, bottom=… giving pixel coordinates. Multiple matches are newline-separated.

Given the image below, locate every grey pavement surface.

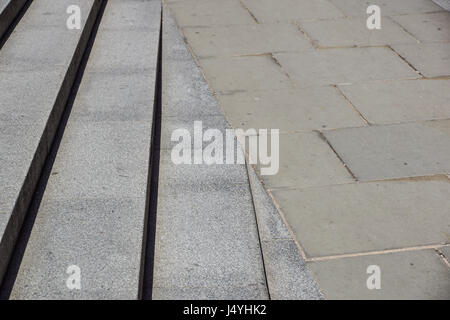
left=166, top=0, right=450, bottom=299
left=309, top=250, right=450, bottom=299
left=10, top=0, right=161, bottom=299
left=0, top=0, right=102, bottom=287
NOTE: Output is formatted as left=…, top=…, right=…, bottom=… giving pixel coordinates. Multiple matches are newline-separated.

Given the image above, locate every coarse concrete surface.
left=0, top=0, right=102, bottom=287
left=9, top=0, right=161, bottom=299
left=308, top=250, right=450, bottom=299
left=324, top=120, right=450, bottom=181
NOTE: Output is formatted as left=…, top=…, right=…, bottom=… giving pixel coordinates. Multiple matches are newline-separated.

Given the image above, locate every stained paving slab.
left=272, top=176, right=450, bottom=257
left=338, top=80, right=450, bottom=124
left=308, top=250, right=450, bottom=299
left=324, top=120, right=450, bottom=181
left=274, top=47, right=420, bottom=88
left=392, top=43, right=450, bottom=77
left=10, top=0, right=161, bottom=299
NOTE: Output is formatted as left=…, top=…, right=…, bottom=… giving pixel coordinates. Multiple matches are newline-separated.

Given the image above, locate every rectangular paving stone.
left=10, top=0, right=161, bottom=299
left=275, top=47, right=420, bottom=88
left=300, top=17, right=418, bottom=48
left=182, top=23, right=312, bottom=58
left=167, top=0, right=256, bottom=27
left=393, top=12, right=450, bottom=42
left=199, top=55, right=293, bottom=93
left=308, top=250, right=450, bottom=299
left=392, top=43, right=450, bottom=77
left=242, top=0, right=344, bottom=23
left=338, top=79, right=450, bottom=124
left=216, top=87, right=366, bottom=132
left=324, top=120, right=450, bottom=181
left=330, top=0, right=443, bottom=16
left=272, top=177, right=450, bottom=257
left=252, top=131, right=354, bottom=189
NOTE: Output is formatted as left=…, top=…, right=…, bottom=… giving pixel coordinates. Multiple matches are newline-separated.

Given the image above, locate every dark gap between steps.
left=141, top=5, right=163, bottom=301
left=0, top=0, right=32, bottom=50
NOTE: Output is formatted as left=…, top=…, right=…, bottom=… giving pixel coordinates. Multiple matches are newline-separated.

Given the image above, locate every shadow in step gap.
left=0, top=0, right=33, bottom=50
left=141, top=7, right=163, bottom=301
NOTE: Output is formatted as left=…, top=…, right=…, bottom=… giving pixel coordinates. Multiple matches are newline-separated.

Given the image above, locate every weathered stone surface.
left=300, top=17, right=417, bottom=47
left=338, top=80, right=450, bottom=124
left=182, top=23, right=312, bottom=58
left=330, top=0, right=443, bottom=16
left=308, top=250, right=450, bottom=299
left=275, top=47, right=420, bottom=88
left=199, top=55, right=293, bottom=93
left=255, top=131, right=355, bottom=190
left=324, top=120, right=450, bottom=181
left=272, top=177, right=450, bottom=257
left=167, top=0, right=256, bottom=27
left=392, top=43, right=450, bottom=77
left=243, top=0, right=344, bottom=23
left=216, top=87, right=366, bottom=132
left=393, top=12, right=450, bottom=42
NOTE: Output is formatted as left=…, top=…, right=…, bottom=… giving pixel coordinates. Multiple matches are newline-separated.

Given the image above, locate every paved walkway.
left=165, top=0, right=450, bottom=298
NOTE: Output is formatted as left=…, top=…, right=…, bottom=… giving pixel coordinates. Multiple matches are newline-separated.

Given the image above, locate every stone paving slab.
left=166, top=0, right=256, bottom=27
left=199, top=55, right=293, bottom=93
left=274, top=47, right=420, bottom=88
left=10, top=0, right=161, bottom=299
left=300, top=17, right=418, bottom=48
left=330, top=0, right=444, bottom=16
left=254, top=131, right=354, bottom=189
left=272, top=177, right=450, bottom=257
left=0, top=0, right=102, bottom=287
left=0, top=0, right=27, bottom=40
left=440, top=246, right=450, bottom=260
left=324, top=120, right=450, bottom=181
left=242, top=0, right=344, bottom=23
left=216, top=87, right=365, bottom=132
left=182, top=23, right=312, bottom=58
left=338, top=79, right=450, bottom=124
left=308, top=250, right=450, bottom=299
left=392, top=43, right=450, bottom=77
left=393, top=12, right=450, bottom=43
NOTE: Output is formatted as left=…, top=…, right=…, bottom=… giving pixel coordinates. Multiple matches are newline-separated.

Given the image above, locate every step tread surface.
left=10, top=0, right=161, bottom=300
